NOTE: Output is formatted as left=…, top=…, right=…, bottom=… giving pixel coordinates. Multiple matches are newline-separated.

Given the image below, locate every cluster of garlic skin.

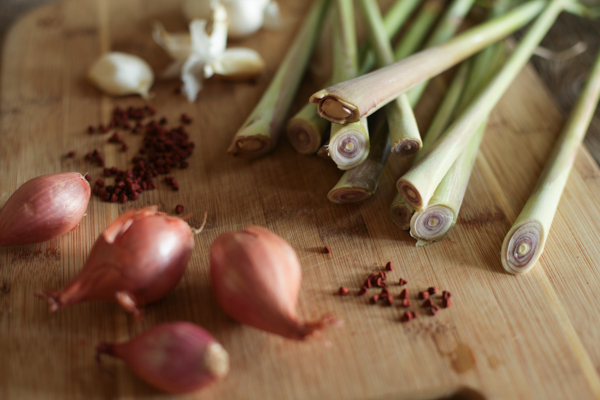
left=154, top=1, right=267, bottom=102
left=87, top=0, right=272, bottom=101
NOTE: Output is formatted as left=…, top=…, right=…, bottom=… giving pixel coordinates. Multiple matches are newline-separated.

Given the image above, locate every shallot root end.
left=190, top=211, right=208, bottom=235
left=115, top=291, right=144, bottom=320
left=95, top=342, right=116, bottom=378
left=36, top=291, right=62, bottom=312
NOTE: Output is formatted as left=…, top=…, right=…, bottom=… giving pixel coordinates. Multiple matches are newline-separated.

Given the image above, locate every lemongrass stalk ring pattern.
left=410, top=205, right=454, bottom=245
left=502, top=221, right=543, bottom=274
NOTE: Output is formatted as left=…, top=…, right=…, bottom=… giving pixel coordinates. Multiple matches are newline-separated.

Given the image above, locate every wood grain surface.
left=1, top=1, right=600, bottom=399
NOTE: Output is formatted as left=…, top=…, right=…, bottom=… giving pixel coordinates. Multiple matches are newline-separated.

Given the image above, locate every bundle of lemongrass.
left=227, top=0, right=599, bottom=274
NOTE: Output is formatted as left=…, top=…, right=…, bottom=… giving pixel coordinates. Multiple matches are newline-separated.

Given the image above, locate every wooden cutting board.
left=2, top=0, right=600, bottom=399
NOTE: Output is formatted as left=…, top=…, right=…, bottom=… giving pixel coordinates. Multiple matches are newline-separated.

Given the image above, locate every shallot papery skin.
left=97, top=322, right=229, bottom=393
left=210, top=225, right=334, bottom=340
left=41, top=206, right=194, bottom=318
left=0, top=172, right=91, bottom=246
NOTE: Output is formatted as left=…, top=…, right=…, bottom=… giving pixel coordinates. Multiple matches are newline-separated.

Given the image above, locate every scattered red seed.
left=399, top=288, right=409, bottom=299
left=378, top=271, right=387, bottom=280
left=398, top=278, right=407, bottom=286
left=442, top=298, right=452, bottom=308
left=409, top=311, right=418, bottom=319
left=422, top=298, right=434, bottom=308
left=121, top=143, right=129, bottom=152
left=442, top=290, right=452, bottom=300
left=418, top=291, right=430, bottom=300
left=431, top=305, right=440, bottom=315
left=401, top=299, right=412, bottom=308
left=357, top=286, right=368, bottom=296
left=108, top=132, right=123, bottom=143
left=428, top=286, right=438, bottom=295
left=181, top=113, right=193, bottom=124
left=99, top=124, right=109, bottom=133
left=380, top=288, right=389, bottom=297
left=324, top=246, right=331, bottom=254
left=364, top=278, right=372, bottom=289
left=84, top=174, right=91, bottom=182
left=385, top=295, right=393, bottom=306
left=385, top=261, right=394, bottom=271
left=175, top=204, right=184, bottom=214
left=67, top=151, right=77, bottom=158
left=376, top=277, right=384, bottom=288
left=338, top=286, right=350, bottom=296
left=370, top=294, right=379, bottom=304
left=401, top=312, right=413, bottom=323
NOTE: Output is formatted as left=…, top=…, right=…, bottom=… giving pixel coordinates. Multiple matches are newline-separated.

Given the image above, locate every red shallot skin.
left=41, top=206, right=194, bottom=318
left=210, top=226, right=331, bottom=340
left=0, top=172, right=90, bottom=246
left=97, top=322, right=229, bottom=393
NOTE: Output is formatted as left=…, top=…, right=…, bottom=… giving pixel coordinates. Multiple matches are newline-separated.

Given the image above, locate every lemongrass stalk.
left=287, top=0, right=419, bottom=155
left=389, top=59, right=471, bottom=229
left=397, top=0, right=566, bottom=212
left=309, top=0, right=544, bottom=124
left=393, top=0, right=445, bottom=62
left=328, top=112, right=390, bottom=203
left=328, top=0, right=371, bottom=170
left=408, top=12, right=509, bottom=243
left=502, top=49, right=600, bottom=275
left=228, top=0, right=330, bottom=157
left=390, top=194, right=415, bottom=230
left=405, top=0, right=477, bottom=106
left=410, top=121, right=486, bottom=245
left=359, top=0, right=422, bottom=74
left=358, top=0, right=421, bottom=157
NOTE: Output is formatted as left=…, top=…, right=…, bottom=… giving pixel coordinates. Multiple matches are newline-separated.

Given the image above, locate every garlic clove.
left=87, top=52, right=154, bottom=99
left=181, top=54, right=206, bottom=102
left=262, top=1, right=281, bottom=31
left=210, top=48, right=265, bottom=80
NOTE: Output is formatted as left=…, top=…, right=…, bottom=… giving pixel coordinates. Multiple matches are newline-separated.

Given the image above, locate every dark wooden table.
left=1, top=0, right=599, bottom=164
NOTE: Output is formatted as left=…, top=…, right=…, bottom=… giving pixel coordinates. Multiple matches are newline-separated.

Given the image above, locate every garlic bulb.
left=182, top=0, right=279, bottom=39
left=87, top=52, right=154, bottom=99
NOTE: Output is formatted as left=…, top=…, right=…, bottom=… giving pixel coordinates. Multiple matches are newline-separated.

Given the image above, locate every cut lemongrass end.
left=501, top=221, right=544, bottom=274
left=328, top=187, right=371, bottom=203
left=313, top=94, right=359, bottom=124
left=310, top=1, right=545, bottom=123
left=329, top=119, right=370, bottom=170
left=286, top=103, right=330, bottom=155
left=390, top=194, right=414, bottom=230
left=328, top=110, right=390, bottom=203
left=410, top=205, right=455, bottom=246
left=398, top=181, right=424, bottom=211
left=227, top=119, right=274, bottom=157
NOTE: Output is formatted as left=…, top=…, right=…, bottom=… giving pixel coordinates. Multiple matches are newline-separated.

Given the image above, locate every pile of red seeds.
left=81, top=106, right=195, bottom=204
left=337, top=260, right=453, bottom=323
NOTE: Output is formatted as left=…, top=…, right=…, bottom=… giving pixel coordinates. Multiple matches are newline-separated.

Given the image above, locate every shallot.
left=210, top=225, right=335, bottom=340
left=0, top=172, right=90, bottom=246
left=96, top=322, right=229, bottom=393
left=40, top=206, right=201, bottom=318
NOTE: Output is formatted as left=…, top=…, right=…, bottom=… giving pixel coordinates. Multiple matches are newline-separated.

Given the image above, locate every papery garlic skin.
left=182, top=0, right=278, bottom=39
left=87, top=52, right=154, bottom=99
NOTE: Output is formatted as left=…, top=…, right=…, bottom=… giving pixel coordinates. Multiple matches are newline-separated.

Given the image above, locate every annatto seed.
left=398, top=278, right=407, bottom=286
left=443, top=298, right=452, bottom=308
left=370, top=294, right=379, bottom=304
left=175, top=204, right=184, bottom=214
left=324, top=245, right=332, bottom=254
left=418, top=291, right=429, bottom=300
left=399, top=288, right=409, bottom=299
left=428, top=286, right=438, bottom=295
left=431, top=305, right=440, bottom=315
left=385, top=261, right=394, bottom=271
left=442, top=290, right=452, bottom=300
left=338, top=287, right=350, bottom=296
left=422, top=298, right=434, bottom=308
left=401, top=312, right=412, bottom=323
left=401, top=299, right=412, bottom=308
left=358, top=286, right=368, bottom=296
